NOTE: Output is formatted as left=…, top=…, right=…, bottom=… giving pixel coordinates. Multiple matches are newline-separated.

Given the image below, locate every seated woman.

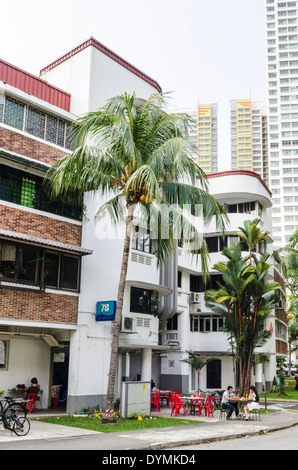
left=243, top=385, right=260, bottom=420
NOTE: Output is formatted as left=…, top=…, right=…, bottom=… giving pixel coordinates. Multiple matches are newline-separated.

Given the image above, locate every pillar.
left=255, top=362, right=263, bottom=394
left=141, top=348, right=152, bottom=383
left=124, top=352, right=130, bottom=382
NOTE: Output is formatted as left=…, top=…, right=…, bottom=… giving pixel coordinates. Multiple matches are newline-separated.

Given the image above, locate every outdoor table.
left=7, top=389, right=27, bottom=398
left=180, top=395, right=202, bottom=415
left=227, top=397, right=250, bottom=418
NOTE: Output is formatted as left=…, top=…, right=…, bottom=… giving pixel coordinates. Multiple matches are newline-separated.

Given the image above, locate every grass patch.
left=258, top=409, right=277, bottom=414
left=35, top=416, right=203, bottom=433
left=260, top=377, right=298, bottom=400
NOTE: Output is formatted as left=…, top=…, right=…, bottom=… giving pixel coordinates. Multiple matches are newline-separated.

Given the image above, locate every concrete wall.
left=0, top=337, right=51, bottom=406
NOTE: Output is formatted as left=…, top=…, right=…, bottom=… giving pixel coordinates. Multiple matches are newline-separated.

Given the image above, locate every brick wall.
left=274, top=268, right=286, bottom=293
left=276, top=339, right=288, bottom=356
left=0, top=288, right=78, bottom=324
left=0, top=204, right=82, bottom=246
left=276, top=309, right=288, bottom=325
left=0, top=126, right=68, bottom=165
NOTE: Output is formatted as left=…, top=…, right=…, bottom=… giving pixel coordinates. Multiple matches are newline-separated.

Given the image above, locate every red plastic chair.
left=191, top=394, right=202, bottom=415
left=151, top=391, right=161, bottom=412
left=169, top=391, right=181, bottom=408
left=24, top=393, right=38, bottom=413
left=171, top=394, right=186, bottom=417
left=162, top=389, right=174, bottom=408
left=199, top=396, right=214, bottom=417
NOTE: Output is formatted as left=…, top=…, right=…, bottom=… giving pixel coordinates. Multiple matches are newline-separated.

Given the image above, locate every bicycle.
left=0, top=403, right=30, bottom=436
left=0, top=396, right=27, bottom=418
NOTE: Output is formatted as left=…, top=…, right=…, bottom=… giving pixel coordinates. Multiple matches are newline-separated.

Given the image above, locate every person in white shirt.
left=243, top=386, right=260, bottom=421
left=221, top=386, right=239, bottom=420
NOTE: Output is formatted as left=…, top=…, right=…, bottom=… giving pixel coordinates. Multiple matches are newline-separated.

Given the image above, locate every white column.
left=255, top=361, right=263, bottom=394
left=117, top=353, right=122, bottom=398
left=125, top=352, right=130, bottom=381
left=141, top=348, right=152, bottom=382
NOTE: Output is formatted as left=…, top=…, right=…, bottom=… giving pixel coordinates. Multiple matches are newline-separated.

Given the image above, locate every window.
left=131, top=226, right=151, bottom=253
left=190, top=274, right=223, bottom=292
left=205, top=236, right=219, bottom=253
left=190, top=315, right=224, bottom=332
left=167, top=314, right=178, bottom=330
left=130, top=287, right=158, bottom=315
left=0, top=95, right=75, bottom=151
left=0, top=240, right=81, bottom=292
left=44, top=252, right=80, bottom=291
left=3, top=97, right=24, bottom=130
left=0, top=340, right=9, bottom=370
left=178, top=271, right=182, bottom=288
left=0, top=164, right=82, bottom=220
left=0, top=242, right=39, bottom=283
left=226, top=201, right=256, bottom=214
left=207, top=360, right=221, bottom=389
left=25, top=106, right=46, bottom=139
left=60, top=256, right=80, bottom=291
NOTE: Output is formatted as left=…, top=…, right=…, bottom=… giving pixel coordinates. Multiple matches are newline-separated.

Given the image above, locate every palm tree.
left=236, top=218, right=269, bottom=264
left=46, top=92, right=228, bottom=407
left=277, top=229, right=298, bottom=295
left=205, top=221, right=281, bottom=396
left=181, top=351, right=216, bottom=392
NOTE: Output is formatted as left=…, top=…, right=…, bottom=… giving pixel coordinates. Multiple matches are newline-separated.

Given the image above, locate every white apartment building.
left=0, top=36, right=284, bottom=413
left=265, top=0, right=298, bottom=247
left=160, top=170, right=285, bottom=394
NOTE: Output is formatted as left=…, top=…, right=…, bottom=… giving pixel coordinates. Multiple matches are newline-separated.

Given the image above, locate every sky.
left=0, top=0, right=267, bottom=170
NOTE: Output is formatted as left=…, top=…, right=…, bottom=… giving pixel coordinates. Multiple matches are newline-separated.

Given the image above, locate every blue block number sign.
left=96, top=301, right=117, bottom=321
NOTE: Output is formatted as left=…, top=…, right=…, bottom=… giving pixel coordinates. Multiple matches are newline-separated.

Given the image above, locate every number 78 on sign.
left=96, top=301, right=117, bottom=321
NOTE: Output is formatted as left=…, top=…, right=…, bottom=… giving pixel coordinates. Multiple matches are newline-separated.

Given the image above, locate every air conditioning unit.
left=189, top=292, right=200, bottom=302
left=121, top=316, right=135, bottom=332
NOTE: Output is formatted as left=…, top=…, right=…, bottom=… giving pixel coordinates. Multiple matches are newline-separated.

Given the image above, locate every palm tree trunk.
left=106, top=204, right=135, bottom=407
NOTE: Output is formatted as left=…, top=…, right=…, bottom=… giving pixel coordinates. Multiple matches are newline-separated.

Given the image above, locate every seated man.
left=221, top=386, right=239, bottom=420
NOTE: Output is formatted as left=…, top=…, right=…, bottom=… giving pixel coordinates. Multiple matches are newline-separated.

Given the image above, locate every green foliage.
left=36, top=416, right=199, bottom=433
left=45, top=92, right=228, bottom=270
left=276, top=356, right=287, bottom=396
left=181, top=351, right=217, bottom=391
left=205, top=219, right=281, bottom=396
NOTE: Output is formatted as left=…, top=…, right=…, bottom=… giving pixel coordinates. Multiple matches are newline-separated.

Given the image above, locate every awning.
left=119, top=343, right=179, bottom=351
left=191, top=351, right=234, bottom=356
left=0, top=229, right=93, bottom=256
left=125, top=280, right=172, bottom=297
left=0, top=147, right=51, bottom=171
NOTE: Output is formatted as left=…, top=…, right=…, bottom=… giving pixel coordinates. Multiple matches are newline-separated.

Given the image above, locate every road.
left=167, top=423, right=298, bottom=450
left=0, top=401, right=296, bottom=452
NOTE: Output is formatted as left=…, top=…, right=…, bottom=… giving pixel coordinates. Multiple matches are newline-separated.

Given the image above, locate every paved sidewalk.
left=0, top=402, right=298, bottom=449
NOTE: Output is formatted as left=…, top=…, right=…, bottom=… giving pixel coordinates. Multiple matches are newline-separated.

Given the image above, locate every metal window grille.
left=3, top=96, right=24, bottom=130
left=0, top=240, right=80, bottom=292
left=0, top=94, right=75, bottom=150
left=0, top=164, right=82, bottom=220
left=60, top=255, right=80, bottom=291
left=46, top=115, right=59, bottom=144
left=0, top=340, right=9, bottom=370
left=25, top=106, right=46, bottom=139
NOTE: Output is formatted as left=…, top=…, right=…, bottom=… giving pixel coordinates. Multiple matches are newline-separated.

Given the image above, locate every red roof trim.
left=206, top=170, right=272, bottom=197
left=40, top=37, right=162, bottom=93
left=0, top=59, right=71, bottom=112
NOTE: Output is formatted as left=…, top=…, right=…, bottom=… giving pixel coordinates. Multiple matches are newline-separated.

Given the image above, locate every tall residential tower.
left=230, top=98, right=269, bottom=185
left=198, top=103, right=218, bottom=174
left=265, top=0, right=298, bottom=247
left=175, top=104, right=218, bottom=173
